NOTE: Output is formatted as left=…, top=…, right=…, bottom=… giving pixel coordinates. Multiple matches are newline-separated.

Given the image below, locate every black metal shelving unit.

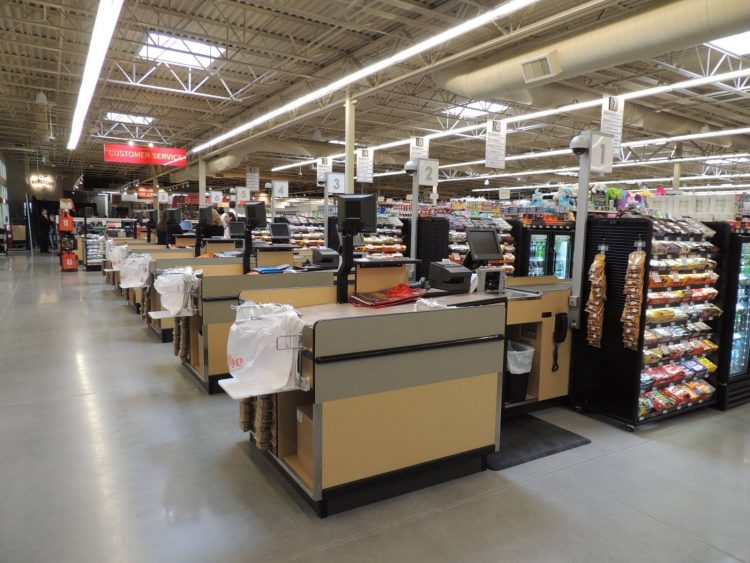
left=571, top=216, right=723, bottom=430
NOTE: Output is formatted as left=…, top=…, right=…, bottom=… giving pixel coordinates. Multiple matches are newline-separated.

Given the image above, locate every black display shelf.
left=638, top=397, right=716, bottom=423
left=640, top=373, right=714, bottom=394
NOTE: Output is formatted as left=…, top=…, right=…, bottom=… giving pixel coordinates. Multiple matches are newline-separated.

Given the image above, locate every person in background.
left=221, top=201, right=237, bottom=238
left=37, top=208, right=52, bottom=253
left=209, top=208, right=224, bottom=237
left=156, top=214, right=168, bottom=245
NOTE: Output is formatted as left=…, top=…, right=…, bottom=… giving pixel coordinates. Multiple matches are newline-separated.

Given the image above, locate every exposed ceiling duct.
left=434, top=0, right=750, bottom=146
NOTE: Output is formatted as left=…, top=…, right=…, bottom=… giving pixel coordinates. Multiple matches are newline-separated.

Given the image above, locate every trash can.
left=505, top=341, right=534, bottom=404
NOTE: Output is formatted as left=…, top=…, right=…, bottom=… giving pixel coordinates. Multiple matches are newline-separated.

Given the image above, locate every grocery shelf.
left=637, top=397, right=716, bottom=423
left=640, top=373, right=715, bottom=394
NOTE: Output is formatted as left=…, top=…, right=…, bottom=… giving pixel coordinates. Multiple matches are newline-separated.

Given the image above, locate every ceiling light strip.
left=190, top=0, right=541, bottom=154
left=67, top=0, right=125, bottom=150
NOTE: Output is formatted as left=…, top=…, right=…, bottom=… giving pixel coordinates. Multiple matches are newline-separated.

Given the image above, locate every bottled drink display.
left=553, top=235, right=572, bottom=279
left=730, top=243, right=750, bottom=377
left=528, top=234, right=547, bottom=276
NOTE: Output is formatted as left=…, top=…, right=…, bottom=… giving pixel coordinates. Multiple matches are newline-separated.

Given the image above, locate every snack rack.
left=571, top=217, right=726, bottom=430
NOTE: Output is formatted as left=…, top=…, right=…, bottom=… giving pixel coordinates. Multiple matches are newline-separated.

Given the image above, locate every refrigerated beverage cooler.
left=519, top=227, right=574, bottom=278
left=716, top=233, right=750, bottom=409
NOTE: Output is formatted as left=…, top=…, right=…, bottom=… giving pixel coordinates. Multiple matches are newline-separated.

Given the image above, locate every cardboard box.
left=296, top=404, right=314, bottom=479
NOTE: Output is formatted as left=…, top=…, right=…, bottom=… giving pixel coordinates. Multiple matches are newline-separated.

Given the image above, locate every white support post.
left=344, top=90, right=355, bottom=194
left=569, top=131, right=592, bottom=330
left=198, top=158, right=207, bottom=207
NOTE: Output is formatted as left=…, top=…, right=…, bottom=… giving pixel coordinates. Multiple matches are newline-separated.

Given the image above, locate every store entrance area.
left=1, top=255, right=747, bottom=562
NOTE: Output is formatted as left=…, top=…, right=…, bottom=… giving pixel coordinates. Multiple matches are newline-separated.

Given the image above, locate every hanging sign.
left=271, top=180, right=288, bottom=198
left=157, top=190, right=169, bottom=203
left=137, top=187, right=155, bottom=200
left=498, top=188, right=511, bottom=200
left=29, top=174, right=55, bottom=190
left=326, top=172, right=346, bottom=194
left=316, top=157, right=333, bottom=184
left=417, top=158, right=439, bottom=187
left=236, top=187, right=251, bottom=206
left=591, top=132, right=614, bottom=174
left=356, top=148, right=374, bottom=183
left=246, top=167, right=260, bottom=192
left=209, top=190, right=223, bottom=205
left=409, top=137, right=429, bottom=160
left=103, top=144, right=187, bottom=167
left=485, top=120, right=507, bottom=169
left=600, top=95, right=624, bottom=154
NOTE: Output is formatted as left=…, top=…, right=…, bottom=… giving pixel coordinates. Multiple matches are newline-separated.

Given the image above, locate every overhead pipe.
left=435, top=0, right=750, bottom=145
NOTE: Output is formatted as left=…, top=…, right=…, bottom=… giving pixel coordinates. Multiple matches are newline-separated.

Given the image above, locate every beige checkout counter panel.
left=505, top=276, right=573, bottom=406
left=236, top=293, right=506, bottom=517
left=185, top=270, right=337, bottom=394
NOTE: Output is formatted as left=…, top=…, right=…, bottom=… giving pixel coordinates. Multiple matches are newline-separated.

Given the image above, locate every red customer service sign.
left=103, top=144, right=187, bottom=167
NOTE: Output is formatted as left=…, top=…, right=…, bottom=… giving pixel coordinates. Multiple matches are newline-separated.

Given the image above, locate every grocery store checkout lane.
left=218, top=195, right=574, bottom=516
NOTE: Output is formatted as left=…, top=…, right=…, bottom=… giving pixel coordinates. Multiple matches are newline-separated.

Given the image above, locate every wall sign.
left=137, top=187, right=155, bottom=200
left=103, top=143, right=187, bottom=167
left=485, top=120, right=507, bottom=169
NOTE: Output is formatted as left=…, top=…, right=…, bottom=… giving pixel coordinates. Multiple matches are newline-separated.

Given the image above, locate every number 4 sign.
left=590, top=132, right=614, bottom=174
left=417, top=158, right=439, bottom=187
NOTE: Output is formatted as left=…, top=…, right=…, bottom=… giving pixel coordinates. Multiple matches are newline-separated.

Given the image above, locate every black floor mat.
left=486, top=414, right=591, bottom=471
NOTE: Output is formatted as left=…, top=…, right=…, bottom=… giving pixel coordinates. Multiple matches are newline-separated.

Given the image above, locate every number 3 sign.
left=417, top=158, right=439, bottom=187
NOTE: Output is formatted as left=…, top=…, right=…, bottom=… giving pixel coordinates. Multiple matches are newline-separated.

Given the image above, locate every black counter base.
left=717, top=378, right=750, bottom=410
left=269, top=445, right=494, bottom=518
left=148, top=323, right=173, bottom=343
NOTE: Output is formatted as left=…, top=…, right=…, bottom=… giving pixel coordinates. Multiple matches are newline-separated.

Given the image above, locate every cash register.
left=464, top=229, right=506, bottom=293
left=428, top=261, right=472, bottom=292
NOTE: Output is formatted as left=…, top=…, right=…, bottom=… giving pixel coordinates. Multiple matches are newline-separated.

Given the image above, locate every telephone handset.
left=552, top=313, right=568, bottom=372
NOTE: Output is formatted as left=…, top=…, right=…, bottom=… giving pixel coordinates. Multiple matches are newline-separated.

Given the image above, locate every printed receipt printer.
left=429, top=261, right=472, bottom=293
left=313, top=247, right=340, bottom=269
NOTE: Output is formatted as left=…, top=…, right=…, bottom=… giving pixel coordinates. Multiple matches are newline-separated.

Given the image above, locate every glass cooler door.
left=527, top=233, right=548, bottom=276
left=552, top=234, right=573, bottom=279
left=730, top=242, right=750, bottom=378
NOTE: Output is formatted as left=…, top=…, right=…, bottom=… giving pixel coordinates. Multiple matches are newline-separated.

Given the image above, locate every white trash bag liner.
left=225, top=301, right=305, bottom=397
left=507, top=341, right=534, bottom=374
left=119, top=254, right=150, bottom=288
left=153, top=267, right=200, bottom=316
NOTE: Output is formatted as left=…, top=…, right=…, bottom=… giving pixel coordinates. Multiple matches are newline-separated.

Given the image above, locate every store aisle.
left=1, top=254, right=748, bottom=563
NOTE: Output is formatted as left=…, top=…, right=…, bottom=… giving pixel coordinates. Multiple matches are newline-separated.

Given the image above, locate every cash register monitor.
left=245, top=202, right=267, bottom=228
left=269, top=222, right=291, bottom=239
left=228, top=219, right=245, bottom=237
left=337, top=194, right=377, bottom=234
left=466, top=229, right=503, bottom=261
left=198, top=206, right=213, bottom=226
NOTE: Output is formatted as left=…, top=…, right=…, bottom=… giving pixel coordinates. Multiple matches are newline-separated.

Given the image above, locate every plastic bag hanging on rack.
left=225, top=301, right=305, bottom=397
left=153, top=267, right=200, bottom=316
left=119, top=253, right=150, bottom=288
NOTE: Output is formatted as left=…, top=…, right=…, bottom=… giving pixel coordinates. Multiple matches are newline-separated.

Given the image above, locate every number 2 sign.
left=417, top=158, right=439, bottom=187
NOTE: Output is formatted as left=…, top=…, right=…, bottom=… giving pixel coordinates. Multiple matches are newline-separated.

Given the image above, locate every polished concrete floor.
left=1, top=252, right=749, bottom=563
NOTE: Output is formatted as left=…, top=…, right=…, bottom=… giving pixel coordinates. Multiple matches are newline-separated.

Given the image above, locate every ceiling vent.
left=521, top=50, right=562, bottom=84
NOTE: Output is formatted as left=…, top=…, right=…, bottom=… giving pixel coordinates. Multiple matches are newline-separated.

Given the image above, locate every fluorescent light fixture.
left=105, top=112, right=154, bottom=125
left=139, top=31, right=225, bottom=69
left=623, top=126, right=750, bottom=148
left=442, top=101, right=509, bottom=119
left=708, top=31, right=750, bottom=56
left=190, top=0, right=541, bottom=154
left=67, top=0, right=125, bottom=150
left=705, top=156, right=750, bottom=165
left=620, top=68, right=750, bottom=100
left=328, top=139, right=346, bottom=145
left=271, top=159, right=317, bottom=172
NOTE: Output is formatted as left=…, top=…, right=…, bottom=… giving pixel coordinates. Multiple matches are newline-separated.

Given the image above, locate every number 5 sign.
left=417, top=158, right=439, bottom=187
left=590, top=132, right=614, bottom=174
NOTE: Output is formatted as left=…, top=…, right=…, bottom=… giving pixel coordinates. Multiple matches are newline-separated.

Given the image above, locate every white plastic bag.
left=413, top=298, right=455, bottom=312
left=120, top=254, right=150, bottom=288
left=226, top=302, right=305, bottom=394
left=153, top=267, right=200, bottom=315
left=507, top=341, right=534, bottom=374
left=109, top=244, right=128, bottom=269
